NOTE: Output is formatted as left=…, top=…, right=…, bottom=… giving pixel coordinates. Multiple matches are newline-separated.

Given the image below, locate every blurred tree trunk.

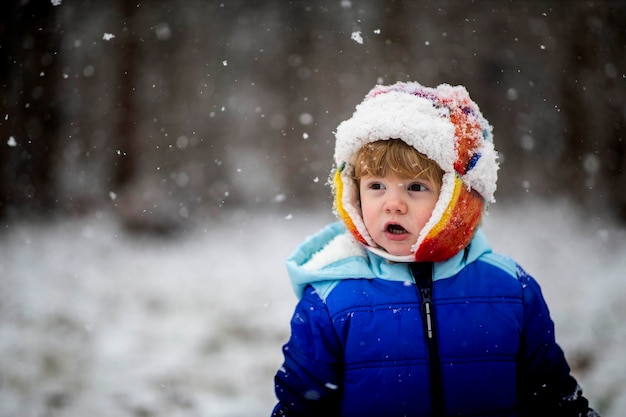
left=560, top=4, right=596, bottom=204
left=560, top=1, right=626, bottom=220
left=277, top=3, right=318, bottom=204
left=603, top=6, right=626, bottom=221
left=379, top=0, right=414, bottom=78
left=112, top=0, right=176, bottom=234
left=113, top=0, right=139, bottom=189
left=0, top=0, right=61, bottom=219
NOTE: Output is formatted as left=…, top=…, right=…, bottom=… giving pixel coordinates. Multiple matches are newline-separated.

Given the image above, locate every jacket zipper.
left=410, top=262, right=445, bottom=417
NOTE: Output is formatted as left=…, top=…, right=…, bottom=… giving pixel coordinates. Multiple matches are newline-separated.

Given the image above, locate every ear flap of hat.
left=332, top=163, right=374, bottom=247
left=413, top=174, right=484, bottom=262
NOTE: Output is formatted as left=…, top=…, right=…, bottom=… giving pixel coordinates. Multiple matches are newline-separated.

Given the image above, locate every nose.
left=384, top=189, right=408, bottom=214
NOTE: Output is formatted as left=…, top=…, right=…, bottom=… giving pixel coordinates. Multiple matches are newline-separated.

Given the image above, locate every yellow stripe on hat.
left=426, top=175, right=463, bottom=239
left=333, top=167, right=367, bottom=245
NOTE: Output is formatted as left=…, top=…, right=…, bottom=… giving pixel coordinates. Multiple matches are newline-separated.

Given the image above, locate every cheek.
left=416, top=210, right=433, bottom=228
left=359, top=198, right=377, bottom=228
left=416, top=198, right=438, bottom=226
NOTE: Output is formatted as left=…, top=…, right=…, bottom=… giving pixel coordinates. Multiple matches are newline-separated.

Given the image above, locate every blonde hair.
left=352, top=139, right=444, bottom=192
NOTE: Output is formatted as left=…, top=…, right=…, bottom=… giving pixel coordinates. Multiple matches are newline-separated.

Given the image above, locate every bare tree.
left=0, top=0, right=62, bottom=219
left=559, top=1, right=626, bottom=219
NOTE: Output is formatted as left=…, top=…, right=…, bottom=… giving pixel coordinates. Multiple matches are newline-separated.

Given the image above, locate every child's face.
left=359, top=173, right=439, bottom=256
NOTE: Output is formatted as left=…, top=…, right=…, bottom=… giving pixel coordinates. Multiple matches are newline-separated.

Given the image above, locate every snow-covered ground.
left=0, top=199, right=624, bottom=417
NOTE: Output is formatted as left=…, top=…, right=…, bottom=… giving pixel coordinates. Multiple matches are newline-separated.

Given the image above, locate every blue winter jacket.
left=273, top=222, right=588, bottom=417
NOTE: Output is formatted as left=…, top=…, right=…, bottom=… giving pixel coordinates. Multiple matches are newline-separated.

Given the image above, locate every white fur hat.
left=332, top=81, right=499, bottom=262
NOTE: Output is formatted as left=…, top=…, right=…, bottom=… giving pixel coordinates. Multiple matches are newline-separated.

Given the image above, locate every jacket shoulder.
left=428, top=251, right=532, bottom=307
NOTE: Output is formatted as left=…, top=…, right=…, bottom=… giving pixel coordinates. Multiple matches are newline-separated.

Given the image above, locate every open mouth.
left=386, top=223, right=408, bottom=235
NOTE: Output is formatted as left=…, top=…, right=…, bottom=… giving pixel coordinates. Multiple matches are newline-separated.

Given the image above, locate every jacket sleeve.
left=516, top=266, right=600, bottom=417
left=272, top=285, right=343, bottom=417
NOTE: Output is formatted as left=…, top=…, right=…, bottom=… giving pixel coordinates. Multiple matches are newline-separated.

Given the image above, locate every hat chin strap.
left=363, top=245, right=415, bottom=263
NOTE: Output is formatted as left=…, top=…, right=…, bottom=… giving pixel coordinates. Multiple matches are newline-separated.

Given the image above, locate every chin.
left=385, top=248, right=412, bottom=257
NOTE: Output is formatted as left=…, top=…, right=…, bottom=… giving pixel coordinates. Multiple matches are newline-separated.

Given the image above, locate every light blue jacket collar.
left=286, top=222, right=493, bottom=301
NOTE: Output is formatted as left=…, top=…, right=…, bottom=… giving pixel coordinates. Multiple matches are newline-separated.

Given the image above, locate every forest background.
left=1, top=0, right=625, bottom=227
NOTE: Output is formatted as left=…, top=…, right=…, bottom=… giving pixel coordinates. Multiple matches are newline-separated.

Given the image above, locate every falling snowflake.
left=103, top=33, right=115, bottom=41
left=351, top=31, right=363, bottom=44
left=298, top=113, right=313, bottom=125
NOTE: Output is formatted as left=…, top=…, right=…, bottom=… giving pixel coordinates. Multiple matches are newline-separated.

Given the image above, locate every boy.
left=272, top=82, right=599, bottom=416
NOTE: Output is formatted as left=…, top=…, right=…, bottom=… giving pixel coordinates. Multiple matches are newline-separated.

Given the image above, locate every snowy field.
left=0, top=199, right=625, bottom=417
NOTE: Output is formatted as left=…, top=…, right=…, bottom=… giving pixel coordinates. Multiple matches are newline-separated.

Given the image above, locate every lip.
left=383, top=222, right=411, bottom=241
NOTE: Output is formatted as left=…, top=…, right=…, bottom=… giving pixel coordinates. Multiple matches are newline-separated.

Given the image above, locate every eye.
left=408, top=182, right=427, bottom=192
left=369, top=182, right=384, bottom=190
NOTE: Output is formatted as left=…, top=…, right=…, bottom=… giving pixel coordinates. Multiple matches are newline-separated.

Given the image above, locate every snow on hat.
left=332, top=81, right=499, bottom=263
